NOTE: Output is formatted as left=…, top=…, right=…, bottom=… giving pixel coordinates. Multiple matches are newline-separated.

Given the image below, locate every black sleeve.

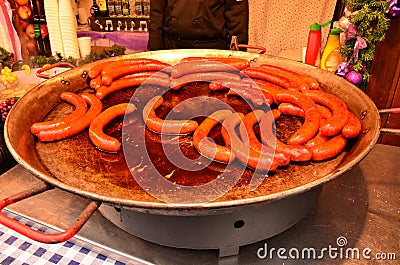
left=224, top=0, right=249, bottom=45
left=147, top=0, right=166, bottom=50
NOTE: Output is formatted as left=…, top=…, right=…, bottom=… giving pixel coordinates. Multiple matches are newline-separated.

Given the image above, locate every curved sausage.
left=38, top=93, right=103, bottom=142
left=242, top=78, right=285, bottom=103
left=96, top=73, right=170, bottom=100
left=143, top=95, right=199, bottom=135
left=90, top=76, right=102, bottom=90
left=101, top=61, right=171, bottom=86
left=239, top=110, right=290, bottom=166
left=31, top=92, right=88, bottom=135
left=193, top=109, right=234, bottom=163
left=170, top=60, right=240, bottom=79
left=259, top=110, right=312, bottom=162
left=260, top=64, right=312, bottom=91
left=278, top=103, right=305, bottom=117
left=274, top=90, right=320, bottom=145
left=303, top=90, right=349, bottom=137
left=170, top=71, right=241, bottom=90
left=311, top=135, right=347, bottom=161
left=179, top=57, right=251, bottom=70
left=241, top=67, right=298, bottom=90
left=342, top=111, right=362, bottom=138
left=222, top=112, right=280, bottom=172
left=89, top=103, right=137, bottom=153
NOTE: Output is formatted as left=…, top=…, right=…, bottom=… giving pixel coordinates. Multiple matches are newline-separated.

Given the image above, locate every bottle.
left=115, top=0, right=123, bottom=16
left=38, top=0, right=52, bottom=57
left=320, top=28, right=343, bottom=72
left=122, top=0, right=130, bottom=16
left=98, top=0, right=109, bottom=17
left=142, top=0, right=150, bottom=17
left=129, top=0, right=136, bottom=17
left=31, top=0, right=44, bottom=55
left=135, top=0, right=143, bottom=17
left=304, top=23, right=322, bottom=67
left=108, top=0, right=116, bottom=17
left=90, top=0, right=101, bottom=17
left=304, top=20, right=332, bottom=67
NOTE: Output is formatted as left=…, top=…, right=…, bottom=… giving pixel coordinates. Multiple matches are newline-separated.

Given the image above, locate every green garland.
left=340, top=0, right=390, bottom=90
left=0, top=44, right=126, bottom=71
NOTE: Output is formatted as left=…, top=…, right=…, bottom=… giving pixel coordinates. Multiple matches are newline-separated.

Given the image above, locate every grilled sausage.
left=259, top=109, right=312, bottom=162
left=193, top=109, right=234, bottom=163
left=179, top=57, right=251, bottom=70
left=303, top=90, right=349, bottom=137
left=170, top=60, right=240, bottom=79
left=241, top=67, right=298, bottom=90
left=143, top=95, right=199, bottom=135
left=260, top=64, right=312, bottom=91
left=31, top=92, right=88, bottom=135
left=89, top=103, right=136, bottom=153
left=38, top=93, right=103, bottom=142
left=222, top=112, right=280, bottom=172
left=170, top=71, right=241, bottom=90
left=311, top=134, right=347, bottom=161
left=342, top=111, right=362, bottom=138
left=274, top=90, right=320, bottom=145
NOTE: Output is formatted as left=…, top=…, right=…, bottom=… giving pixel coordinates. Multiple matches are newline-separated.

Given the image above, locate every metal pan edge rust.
left=4, top=49, right=381, bottom=214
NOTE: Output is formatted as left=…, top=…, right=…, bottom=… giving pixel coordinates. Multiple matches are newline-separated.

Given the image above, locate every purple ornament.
left=336, top=62, right=350, bottom=77
left=346, top=71, right=362, bottom=86
left=387, top=0, right=400, bottom=17
left=346, top=24, right=357, bottom=40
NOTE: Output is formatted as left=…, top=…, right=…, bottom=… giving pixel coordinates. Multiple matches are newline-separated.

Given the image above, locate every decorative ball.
left=346, top=71, right=362, bottom=86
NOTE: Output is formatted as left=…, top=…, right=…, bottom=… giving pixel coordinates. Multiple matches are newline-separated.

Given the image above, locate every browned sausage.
left=179, top=57, right=251, bottom=70
left=31, top=92, right=88, bottom=135
left=278, top=103, right=305, bottom=117
left=143, top=95, right=199, bottom=135
left=342, top=111, right=362, bottom=138
left=241, top=67, right=298, bottom=90
left=260, top=64, right=314, bottom=91
left=259, top=109, right=312, bottom=162
left=38, top=93, right=103, bottom=142
left=311, top=134, right=347, bottom=161
left=101, top=61, right=171, bottom=86
left=89, top=103, right=137, bottom=153
left=170, top=71, right=241, bottom=90
left=222, top=112, right=280, bottom=172
left=274, top=90, right=320, bottom=145
left=96, top=73, right=170, bottom=100
left=193, top=110, right=235, bottom=163
left=303, top=90, right=349, bottom=137
left=171, top=60, right=241, bottom=79
left=239, top=110, right=290, bottom=166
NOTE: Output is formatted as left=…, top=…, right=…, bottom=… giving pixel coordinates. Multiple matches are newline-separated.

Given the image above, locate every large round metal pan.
left=4, top=49, right=380, bottom=214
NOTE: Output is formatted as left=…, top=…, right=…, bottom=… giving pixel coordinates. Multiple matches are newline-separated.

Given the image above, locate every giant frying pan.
left=1, top=49, right=382, bottom=243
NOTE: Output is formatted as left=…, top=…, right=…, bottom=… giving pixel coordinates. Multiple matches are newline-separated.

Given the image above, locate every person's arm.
left=147, top=0, right=166, bottom=50
left=224, top=0, right=249, bottom=45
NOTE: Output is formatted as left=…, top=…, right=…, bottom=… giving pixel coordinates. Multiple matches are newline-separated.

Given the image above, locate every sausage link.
left=31, top=92, right=88, bottom=135
left=303, top=90, right=349, bottom=137
left=170, top=71, right=241, bottom=90
left=38, top=93, right=103, bottom=142
left=89, top=103, right=136, bottom=153
left=179, top=57, right=251, bottom=70
left=239, top=110, right=290, bottom=166
left=101, top=61, right=171, bottom=86
left=242, top=78, right=285, bottom=102
left=260, top=64, right=313, bottom=91
left=219, top=80, right=266, bottom=106
left=96, top=73, right=170, bottom=100
left=311, top=135, right=347, bottom=161
left=143, top=95, right=199, bottom=135
left=342, top=111, right=362, bottom=138
left=222, top=112, right=280, bottom=172
left=171, top=61, right=240, bottom=79
left=274, top=90, right=320, bottom=145
left=88, top=58, right=159, bottom=79
left=259, top=110, right=312, bottom=162
left=241, top=67, right=298, bottom=90
left=193, top=110, right=234, bottom=163
left=90, top=76, right=102, bottom=90
left=305, top=131, right=329, bottom=148
left=316, top=104, right=333, bottom=119
left=278, top=103, right=305, bottom=117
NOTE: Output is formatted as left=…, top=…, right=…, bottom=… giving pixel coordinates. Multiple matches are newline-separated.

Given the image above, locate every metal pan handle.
left=237, top=44, right=267, bottom=54
left=36, top=62, right=76, bottom=79
left=0, top=182, right=100, bottom=243
left=379, top=108, right=400, bottom=135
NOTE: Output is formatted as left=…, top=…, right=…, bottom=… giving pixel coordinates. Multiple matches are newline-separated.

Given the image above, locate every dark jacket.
left=147, top=0, right=249, bottom=50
